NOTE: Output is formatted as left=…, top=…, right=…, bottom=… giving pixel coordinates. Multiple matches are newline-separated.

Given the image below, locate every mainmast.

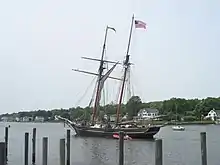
left=116, top=15, right=135, bottom=124
left=91, top=26, right=116, bottom=124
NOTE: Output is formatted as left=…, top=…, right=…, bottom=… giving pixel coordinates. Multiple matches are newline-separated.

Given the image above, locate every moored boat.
left=172, top=125, right=185, bottom=131
left=172, top=103, right=185, bottom=131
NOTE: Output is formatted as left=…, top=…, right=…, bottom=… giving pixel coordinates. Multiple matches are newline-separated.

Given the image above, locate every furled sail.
left=96, top=62, right=119, bottom=103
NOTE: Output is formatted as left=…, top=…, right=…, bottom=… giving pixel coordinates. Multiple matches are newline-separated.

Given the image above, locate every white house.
left=137, top=108, right=159, bottom=120
left=35, top=116, right=44, bottom=122
left=204, top=108, right=220, bottom=121
left=22, top=116, right=33, bottom=122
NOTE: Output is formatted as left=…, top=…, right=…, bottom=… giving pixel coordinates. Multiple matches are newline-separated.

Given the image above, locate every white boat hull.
left=172, top=126, right=185, bottom=131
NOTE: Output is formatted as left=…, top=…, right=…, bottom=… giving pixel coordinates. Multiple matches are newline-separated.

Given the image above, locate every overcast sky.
left=0, top=0, right=219, bottom=113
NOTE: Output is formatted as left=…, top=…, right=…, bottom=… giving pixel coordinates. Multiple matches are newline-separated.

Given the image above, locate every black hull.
left=56, top=115, right=161, bottom=139
left=71, top=124, right=160, bottom=139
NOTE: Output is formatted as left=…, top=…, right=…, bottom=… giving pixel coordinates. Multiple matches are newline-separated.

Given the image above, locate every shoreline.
left=149, top=121, right=216, bottom=126
left=138, top=120, right=216, bottom=126
left=0, top=120, right=216, bottom=126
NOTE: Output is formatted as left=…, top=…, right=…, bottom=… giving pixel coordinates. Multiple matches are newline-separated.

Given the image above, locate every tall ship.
left=57, top=15, right=161, bottom=139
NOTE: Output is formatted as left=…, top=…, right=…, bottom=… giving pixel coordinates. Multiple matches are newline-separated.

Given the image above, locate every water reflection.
left=82, top=137, right=155, bottom=165
left=89, top=138, right=112, bottom=165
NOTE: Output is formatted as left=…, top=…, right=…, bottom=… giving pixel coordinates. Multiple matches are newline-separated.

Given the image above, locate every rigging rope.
left=115, top=68, right=125, bottom=104
left=130, top=68, right=135, bottom=96
left=74, top=76, right=97, bottom=107
left=88, top=78, right=98, bottom=107
left=130, top=66, right=145, bottom=100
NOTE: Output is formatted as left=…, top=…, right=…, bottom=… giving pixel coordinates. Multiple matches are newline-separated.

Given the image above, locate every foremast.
left=90, top=26, right=117, bottom=125
left=72, top=26, right=121, bottom=125
left=116, top=15, right=135, bottom=124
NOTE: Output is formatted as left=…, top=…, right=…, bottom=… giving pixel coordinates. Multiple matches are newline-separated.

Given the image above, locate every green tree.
left=2, top=96, right=220, bottom=122
left=126, top=96, right=142, bottom=119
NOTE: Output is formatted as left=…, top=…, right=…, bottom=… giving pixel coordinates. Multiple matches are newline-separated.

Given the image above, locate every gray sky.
left=0, top=0, right=219, bottom=113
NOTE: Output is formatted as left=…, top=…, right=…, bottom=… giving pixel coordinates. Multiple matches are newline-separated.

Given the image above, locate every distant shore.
left=0, top=120, right=216, bottom=126
left=169, top=121, right=216, bottom=125
left=138, top=120, right=216, bottom=126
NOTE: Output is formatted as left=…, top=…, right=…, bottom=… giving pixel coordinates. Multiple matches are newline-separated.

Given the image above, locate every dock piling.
left=119, top=131, right=124, bottom=165
left=0, top=142, right=6, bottom=165
left=66, top=129, right=70, bottom=165
left=155, top=139, right=163, bottom=165
left=200, top=132, right=207, bottom=165
left=59, top=138, right=65, bottom=165
left=42, top=137, right=48, bottom=165
left=24, top=132, right=29, bottom=165
left=32, top=128, right=36, bottom=164
left=0, top=127, right=211, bottom=165
left=4, top=127, right=8, bottom=162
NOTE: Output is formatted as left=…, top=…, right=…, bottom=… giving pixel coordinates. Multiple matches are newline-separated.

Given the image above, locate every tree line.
left=1, top=96, right=220, bottom=121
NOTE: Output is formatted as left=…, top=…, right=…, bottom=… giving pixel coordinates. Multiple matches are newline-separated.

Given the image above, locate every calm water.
left=0, top=122, right=219, bottom=165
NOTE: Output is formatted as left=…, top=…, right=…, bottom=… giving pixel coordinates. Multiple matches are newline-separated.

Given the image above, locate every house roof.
left=209, top=108, right=220, bottom=114
left=138, top=108, right=159, bottom=114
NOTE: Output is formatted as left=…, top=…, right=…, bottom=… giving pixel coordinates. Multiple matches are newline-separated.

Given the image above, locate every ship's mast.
left=91, top=26, right=116, bottom=124
left=116, top=15, right=134, bottom=124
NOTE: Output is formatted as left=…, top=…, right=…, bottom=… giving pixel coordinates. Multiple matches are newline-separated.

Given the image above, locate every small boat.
left=172, top=125, right=185, bottom=131
left=171, top=103, right=185, bottom=131
left=113, top=134, right=132, bottom=140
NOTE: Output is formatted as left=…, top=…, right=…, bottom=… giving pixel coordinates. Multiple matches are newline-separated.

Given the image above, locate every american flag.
left=135, top=20, right=147, bottom=29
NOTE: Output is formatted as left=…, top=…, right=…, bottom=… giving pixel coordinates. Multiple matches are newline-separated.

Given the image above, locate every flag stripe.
left=135, top=20, right=147, bottom=29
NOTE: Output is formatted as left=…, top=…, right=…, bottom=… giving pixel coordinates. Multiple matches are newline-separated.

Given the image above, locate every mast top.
left=125, top=15, right=135, bottom=63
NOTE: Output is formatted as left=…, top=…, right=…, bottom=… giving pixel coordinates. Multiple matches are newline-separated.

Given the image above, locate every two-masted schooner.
left=57, top=15, right=161, bottom=139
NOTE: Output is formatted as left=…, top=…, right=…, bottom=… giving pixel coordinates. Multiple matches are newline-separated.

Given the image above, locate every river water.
left=0, top=122, right=219, bottom=165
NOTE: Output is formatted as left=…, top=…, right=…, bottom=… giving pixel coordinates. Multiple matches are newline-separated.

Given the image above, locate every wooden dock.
left=0, top=127, right=208, bottom=165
